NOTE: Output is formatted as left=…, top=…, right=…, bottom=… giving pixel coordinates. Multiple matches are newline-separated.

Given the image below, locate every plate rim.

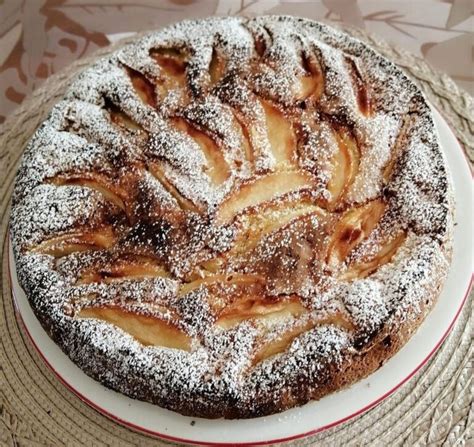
left=7, top=107, right=473, bottom=446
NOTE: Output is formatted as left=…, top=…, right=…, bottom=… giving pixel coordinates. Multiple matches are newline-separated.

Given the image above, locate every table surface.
left=0, top=0, right=473, bottom=125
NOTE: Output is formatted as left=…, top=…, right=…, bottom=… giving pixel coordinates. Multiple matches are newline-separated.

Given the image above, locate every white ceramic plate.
left=9, top=107, right=473, bottom=446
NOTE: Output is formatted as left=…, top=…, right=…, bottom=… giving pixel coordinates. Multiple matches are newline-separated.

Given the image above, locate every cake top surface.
left=10, top=15, right=452, bottom=416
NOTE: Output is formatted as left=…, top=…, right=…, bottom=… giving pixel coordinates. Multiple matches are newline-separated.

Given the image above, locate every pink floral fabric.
left=1, top=0, right=472, bottom=124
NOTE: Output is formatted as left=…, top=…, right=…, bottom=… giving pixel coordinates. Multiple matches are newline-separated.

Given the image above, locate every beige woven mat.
left=0, top=27, right=472, bottom=447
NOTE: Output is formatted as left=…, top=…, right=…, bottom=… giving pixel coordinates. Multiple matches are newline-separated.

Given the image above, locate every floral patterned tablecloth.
left=1, top=0, right=472, bottom=125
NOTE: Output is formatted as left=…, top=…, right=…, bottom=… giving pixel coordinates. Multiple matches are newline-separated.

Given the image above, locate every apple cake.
left=10, top=16, right=454, bottom=418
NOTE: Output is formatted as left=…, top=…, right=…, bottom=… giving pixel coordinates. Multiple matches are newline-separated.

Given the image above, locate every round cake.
left=10, top=16, right=454, bottom=418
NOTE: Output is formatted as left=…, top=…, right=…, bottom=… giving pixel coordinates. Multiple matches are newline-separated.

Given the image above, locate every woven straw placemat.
left=0, top=26, right=472, bottom=447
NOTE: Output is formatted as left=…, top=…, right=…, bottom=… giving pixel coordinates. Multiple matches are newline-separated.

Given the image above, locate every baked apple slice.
left=148, top=163, right=201, bottom=213
left=261, top=100, right=296, bottom=168
left=172, top=117, right=230, bottom=186
left=293, top=52, right=324, bottom=101
left=216, top=171, right=314, bottom=224
left=341, top=232, right=407, bottom=280
left=345, top=57, right=372, bottom=117
left=32, top=226, right=117, bottom=258
left=326, top=199, right=386, bottom=267
left=78, top=257, right=170, bottom=284
left=126, top=67, right=156, bottom=108
left=383, top=118, right=412, bottom=183
left=110, top=110, right=143, bottom=132
left=253, top=311, right=354, bottom=364
left=253, top=321, right=313, bottom=364
left=325, top=126, right=360, bottom=209
left=150, top=47, right=188, bottom=98
left=194, top=257, right=224, bottom=275
left=232, top=200, right=324, bottom=254
left=209, top=47, right=226, bottom=85
left=78, top=306, right=191, bottom=350
left=49, top=175, right=128, bottom=213
left=179, top=273, right=264, bottom=297
left=226, top=109, right=257, bottom=167
left=216, top=295, right=306, bottom=329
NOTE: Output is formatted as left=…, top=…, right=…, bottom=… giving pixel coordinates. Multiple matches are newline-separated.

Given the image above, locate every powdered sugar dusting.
left=10, top=15, right=453, bottom=418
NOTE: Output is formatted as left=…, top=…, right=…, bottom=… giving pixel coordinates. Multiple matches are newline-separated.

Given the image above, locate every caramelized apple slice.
left=382, top=151, right=399, bottom=184
left=383, top=118, right=412, bottom=183
left=227, top=101, right=279, bottom=172
left=125, top=67, right=156, bottom=107
left=326, top=199, right=386, bottom=267
left=49, top=176, right=128, bottom=212
left=229, top=110, right=255, bottom=166
left=183, top=266, right=217, bottom=282
left=326, top=127, right=360, bottom=208
left=253, top=27, right=269, bottom=57
left=150, top=47, right=188, bottom=97
left=179, top=273, right=264, bottom=297
left=346, top=57, right=371, bottom=116
left=341, top=232, right=407, bottom=280
left=261, top=100, right=296, bottom=167
left=209, top=47, right=226, bottom=85
left=193, top=258, right=224, bottom=276
left=216, top=85, right=269, bottom=170
left=32, top=226, right=116, bottom=257
left=186, top=257, right=224, bottom=282
left=217, top=295, right=306, bottom=329
left=148, top=163, right=201, bottom=213
left=172, top=117, right=230, bottom=185
left=233, top=201, right=324, bottom=254
left=190, top=205, right=318, bottom=279
left=78, top=258, right=170, bottom=284
left=253, top=321, right=313, bottom=364
left=151, top=48, right=187, bottom=75
left=78, top=306, right=191, bottom=350
left=253, top=312, right=355, bottom=364
left=103, top=96, right=144, bottom=132
left=216, top=171, right=314, bottom=224
left=110, top=109, right=143, bottom=132
left=293, top=52, right=324, bottom=101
